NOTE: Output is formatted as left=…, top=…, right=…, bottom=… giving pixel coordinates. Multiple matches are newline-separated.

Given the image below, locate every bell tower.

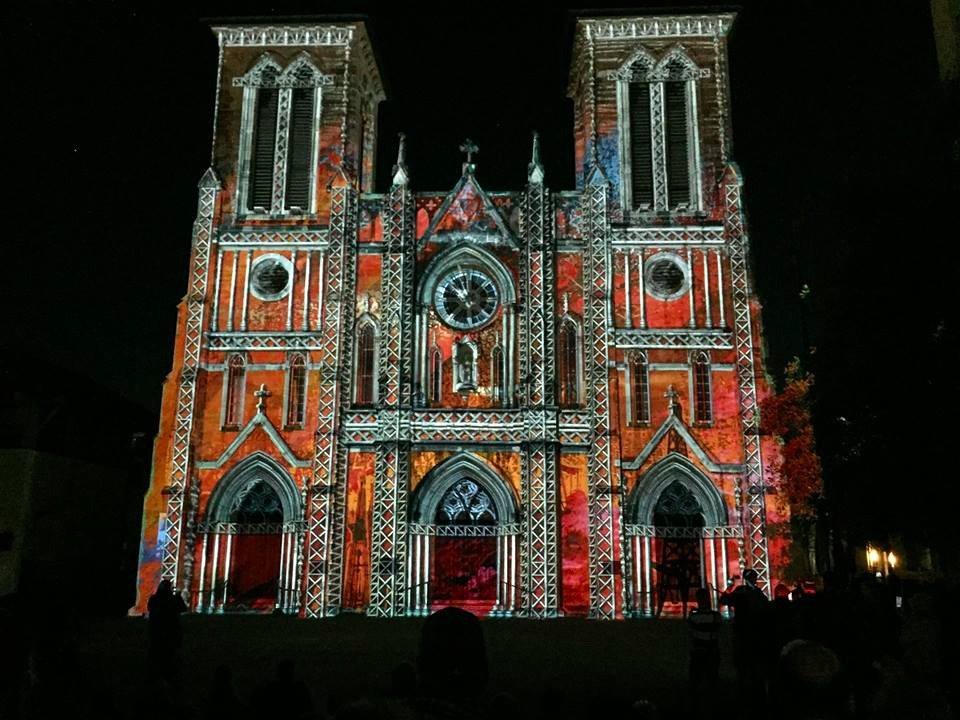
left=567, top=13, right=780, bottom=604
left=135, top=22, right=384, bottom=616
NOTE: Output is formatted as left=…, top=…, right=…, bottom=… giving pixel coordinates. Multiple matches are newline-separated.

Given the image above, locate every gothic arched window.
left=430, top=347, right=443, bottom=405
left=628, top=78, right=654, bottom=210
left=453, top=339, right=478, bottom=393
left=248, top=83, right=279, bottom=212
left=285, top=353, right=307, bottom=427
left=436, top=480, right=498, bottom=526
left=229, top=479, right=284, bottom=524
left=663, top=60, right=692, bottom=209
left=693, top=352, right=712, bottom=425
left=235, top=54, right=329, bottom=216
left=557, top=319, right=581, bottom=407
left=618, top=47, right=701, bottom=213
left=630, top=353, right=650, bottom=425
left=355, top=320, right=378, bottom=406
left=653, top=481, right=705, bottom=529
left=491, top=345, right=504, bottom=405
left=224, top=354, right=246, bottom=428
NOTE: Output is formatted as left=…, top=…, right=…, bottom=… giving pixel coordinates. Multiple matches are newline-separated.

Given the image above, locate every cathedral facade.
left=136, top=13, right=788, bottom=619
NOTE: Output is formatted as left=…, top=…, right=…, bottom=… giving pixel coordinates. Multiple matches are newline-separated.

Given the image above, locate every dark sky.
left=8, top=2, right=956, bottom=541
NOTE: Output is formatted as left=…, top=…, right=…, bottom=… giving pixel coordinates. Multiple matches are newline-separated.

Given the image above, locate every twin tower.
left=136, top=14, right=787, bottom=619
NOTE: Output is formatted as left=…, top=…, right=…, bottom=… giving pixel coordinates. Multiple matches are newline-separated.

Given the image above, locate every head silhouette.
left=695, top=587, right=711, bottom=609
left=418, top=607, right=488, bottom=699
left=744, top=569, right=759, bottom=587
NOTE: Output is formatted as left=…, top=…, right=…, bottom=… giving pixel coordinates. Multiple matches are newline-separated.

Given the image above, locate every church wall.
left=135, top=294, right=190, bottom=612
left=559, top=452, right=589, bottom=616
left=342, top=450, right=374, bottom=609
left=138, top=15, right=787, bottom=617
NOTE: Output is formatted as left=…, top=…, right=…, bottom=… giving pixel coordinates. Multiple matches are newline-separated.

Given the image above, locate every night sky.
left=8, top=3, right=956, bottom=550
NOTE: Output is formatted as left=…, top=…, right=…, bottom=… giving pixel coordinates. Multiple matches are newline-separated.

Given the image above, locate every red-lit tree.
left=761, top=358, right=823, bottom=577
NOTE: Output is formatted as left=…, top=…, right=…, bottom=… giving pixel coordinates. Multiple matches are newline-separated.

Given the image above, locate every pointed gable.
left=421, top=171, right=517, bottom=247
left=622, top=409, right=743, bottom=475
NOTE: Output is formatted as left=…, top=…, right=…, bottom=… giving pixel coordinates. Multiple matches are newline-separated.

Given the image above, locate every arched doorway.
left=408, top=453, right=520, bottom=616
left=625, top=455, right=733, bottom=617
left=651, top=481, right=705, bottom=615
left=196, top=454, right=302, bottom=614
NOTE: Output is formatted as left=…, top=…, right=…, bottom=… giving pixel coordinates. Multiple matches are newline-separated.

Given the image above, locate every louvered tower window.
left=224, top=354, right=246, bottom=428
left=284, top=88, right=314, bottom=211
left=248, top=88, right=279, bottom=212
left=628, top=82, right=654, bottom=209
left=557, top=320, right=580, bottom=407
left=356, top=322, right=377, bottom=406
left=631, top=354, right=650, bottom=425
left=693, top=352, right=712, bottom=424
left=286, top=353, right=307, bottom=427
left=664, top=78, right=691, bottom=208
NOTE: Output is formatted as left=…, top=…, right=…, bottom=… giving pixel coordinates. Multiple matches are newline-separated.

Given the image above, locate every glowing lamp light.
left=866, top=546, right=881, bottom=568
left=887, top=552, right=898, bottom=569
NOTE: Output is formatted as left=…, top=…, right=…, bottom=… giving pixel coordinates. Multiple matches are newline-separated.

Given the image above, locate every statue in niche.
left=454, top=339, right=476, bottom=391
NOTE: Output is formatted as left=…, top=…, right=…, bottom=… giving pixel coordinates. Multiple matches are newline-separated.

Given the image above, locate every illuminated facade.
left=136, top=14, right=787, bottom=619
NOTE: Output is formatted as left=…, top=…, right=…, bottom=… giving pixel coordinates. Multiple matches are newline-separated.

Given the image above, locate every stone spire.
left=391, top=132, right=409, bottom=187
left=528, top=131, right=545, bottom=185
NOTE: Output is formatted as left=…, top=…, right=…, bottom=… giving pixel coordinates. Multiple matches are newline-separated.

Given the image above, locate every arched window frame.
left=429, top=345, right=443, bottom=405
left=691, top=351, right=713, bottom=425
left=629, top=352, right=651, bottom=426
left=615, top=45, right=705, bottom=214
left=354, top=315, right=379, bottom=406
left=233, top=52, right=333, bottom=218
left=223, top=353, right=247, bottom=429
left=557, top=315, right=583, bottom=408
left=490, top=343, right=504, bottom=406
left=283, top=352, right=308, bottom=428
left=452, top=337, right=479, bottom=394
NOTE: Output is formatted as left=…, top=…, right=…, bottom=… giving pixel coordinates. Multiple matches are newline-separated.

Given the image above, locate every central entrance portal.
left=407, top=453, right=520, bottom=616
left=431, top=479, right=499, bottom=613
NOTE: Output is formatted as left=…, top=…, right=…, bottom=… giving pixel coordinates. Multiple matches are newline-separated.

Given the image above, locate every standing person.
left=688, top=587, right=723, bottom=717
left=147, top=579, right=187, bottom=684
left=719, top=569, right=771, bottom=704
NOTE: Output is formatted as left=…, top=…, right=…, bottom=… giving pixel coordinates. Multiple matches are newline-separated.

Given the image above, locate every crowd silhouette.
left=0, top=571, right=955, bottom=719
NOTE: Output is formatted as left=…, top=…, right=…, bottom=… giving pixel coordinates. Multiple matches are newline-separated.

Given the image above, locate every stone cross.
left=459, top=138, right=478, bottom=164
left=254, top=383, right=271, bottom=412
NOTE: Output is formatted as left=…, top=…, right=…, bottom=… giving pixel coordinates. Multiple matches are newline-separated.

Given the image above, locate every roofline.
left=207, top=17, right=386, bottom=99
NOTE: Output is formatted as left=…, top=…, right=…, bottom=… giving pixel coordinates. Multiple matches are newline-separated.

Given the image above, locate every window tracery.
left=435, top=479, right=498, bottom=525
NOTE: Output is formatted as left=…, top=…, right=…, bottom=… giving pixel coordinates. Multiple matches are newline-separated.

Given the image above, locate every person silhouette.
left=146, top=579, right=187, bottom=683
left=688, top=587, right=723, bottom=715
left=719, top=569, right=770, bottom=703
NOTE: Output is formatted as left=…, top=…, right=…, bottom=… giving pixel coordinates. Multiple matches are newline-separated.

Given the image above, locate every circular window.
left=644, top=253, right=689, bottom=300
left=250, top=255, right=292, bottom=301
